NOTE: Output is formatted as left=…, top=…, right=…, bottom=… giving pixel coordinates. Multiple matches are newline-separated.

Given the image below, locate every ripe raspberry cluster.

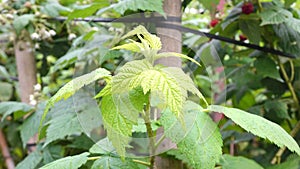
left=210, top=19, right=219, bottom=27
left=242, top=2, right=254, bottom=15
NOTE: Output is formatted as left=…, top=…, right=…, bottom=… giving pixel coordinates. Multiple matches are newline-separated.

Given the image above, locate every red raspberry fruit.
left=239, top=34, right=247, bottom=41
left=210, top=19, right=219, bottom=27
left=242, top=2, right=254, bottom=15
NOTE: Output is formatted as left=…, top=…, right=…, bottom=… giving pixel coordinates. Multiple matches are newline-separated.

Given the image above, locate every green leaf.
left=0, top=102, right=33, bottom=121
left=89, top=137, right=115, bottom=154
left=99, top=50, right=123, bottom=65
left=238, top=14, right=261, bottom=44
left=13, top=14, right=35, bottom=34
left=208, top=105, right=300, bottom=155
left=198, top=0, right=219, bottom=12
left=20, top=103, right=45, bottom=147
left=94, top=77, right=112, bottom=98
left=264, top=100, right=289, bottom=119
left=219, top=154, right=264, bottom=169
left=40, top=0, right=71, bottom=17
left=286, top=18, right=300, bottom=34
left=112, top=59, right=199, bottom=121
left=111, top=41, right=142, bottom=53
left=101, top=95, right=133, bottom=158
left=111, top=59, right=153, bottom=93
left=39, top=152, right=90, bottom=169
left=233, top=91, right=256, bottom=110
left=74, top=92, right=104, bottom=135
left=98, top=0, right=165, bottom=16
left=91, top=156, right=140, bottom=169
left=111, top=92, right=141, bottom=122
left=42, top=145, right=64, bottom=164
left=68, top=2, right=109, bottom=21
left=15, top=150, right=43, bottom=169
left=43, top=113, right=83, bottom=147
left=53, top=48, right=85, bottom=71
left=139, top=68, right=184, bottom=120
left=129, top=87, right=149, bottom=112
left=161, top=101, right=223, bottom=169
left=273, top=23, right=300, bottom=56
left=40, top=68, right=111, bottom=137
left=285, top=0, right=297, bottom=7
left=254, top=57, right=281, bottom=80
left=162, top=67, right=207, bottom=105
left=260, top=7, right=292, bottom=26
left=0, top=65, right=10, bottom=80
left=0, top=82, right=13, bottom=101
left=266, top=156, right=300, bottom=169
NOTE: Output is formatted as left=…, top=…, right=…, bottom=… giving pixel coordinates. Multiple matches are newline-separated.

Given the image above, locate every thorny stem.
left=143, top=103, right=156, bottom=169
left=271, top=120, right=300, bottom=164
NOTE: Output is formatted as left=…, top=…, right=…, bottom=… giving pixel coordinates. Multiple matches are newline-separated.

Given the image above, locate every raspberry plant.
left=38, top=25, right=300, bottom=169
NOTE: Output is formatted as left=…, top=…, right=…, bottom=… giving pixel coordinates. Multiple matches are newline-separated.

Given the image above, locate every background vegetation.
left=0, top=0, right=300, bottom=168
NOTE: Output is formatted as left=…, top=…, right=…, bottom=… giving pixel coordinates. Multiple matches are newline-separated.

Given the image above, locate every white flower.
left=91, top=27, right=99, bottom=31
left=68, top=33, right=77, bottom=41
left=5, top=14, right=14, bottom=19
left=49, top=30, right=56, bottom=36
left=43, top=31, right=51, bottom=38
left=30, top=99, right=37, bottom=106
left=34, top=43, right=40, bottom=49
left=34, top=84, right=41, bottom=91
left=29, top=94, right=34, bottom=101
left=35, top=12, right=41, bottom=16
left=30, top=32, right=40, bottom=40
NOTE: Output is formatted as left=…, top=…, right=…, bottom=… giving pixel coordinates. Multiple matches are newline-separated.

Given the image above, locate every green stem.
left=87, top=156, right=151, bottom=167
left=154, top=134, right=166, bottom=150
left=87, top=156, right=101, bottom=161
left=202, top=108, right=210, bottom=113
left=143, top=103, right=156, bottom=169
left=289, top=60, right=295, bottom=82
left=132, top=159, right=151, bottom=166
left=277, top=58, right=299, bottom=109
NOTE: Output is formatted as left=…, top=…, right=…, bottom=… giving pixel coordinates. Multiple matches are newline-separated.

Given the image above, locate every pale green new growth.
left=111, top=59, right=204, bottom=121
left=162, top=67, right=208, bottom=106
left=111, top=41, right=142, bottom=53
left=209, top=105, right=300, bottom=156
left=121, top=25, right=162, bottom=50
left=111, top=25, right=206, bottom=121
left=101, top=95, right=134, bottom=158
left=155, top=52, right=201, bottom=67
left=39, top=68, right=111, bottom=136
left=112, top=25, right=202, bottom=65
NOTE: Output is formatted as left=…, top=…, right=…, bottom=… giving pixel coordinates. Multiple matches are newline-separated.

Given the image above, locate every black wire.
left=50, top=16, right=297, bottom=59
left=155, top=23, right=297, bottom=59
left=51, top=16, right=181, bottom=23
left=0, top=76, right=18, bottom=81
